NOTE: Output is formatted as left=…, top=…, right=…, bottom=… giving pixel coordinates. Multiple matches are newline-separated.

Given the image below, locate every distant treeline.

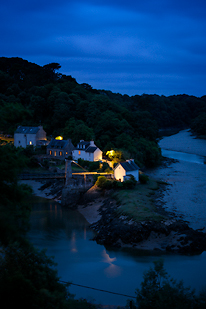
left=1, top=57, right=206, bottom=166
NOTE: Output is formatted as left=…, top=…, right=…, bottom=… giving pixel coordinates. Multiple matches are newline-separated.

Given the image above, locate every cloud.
left=0, top=0, right=206, bottom=96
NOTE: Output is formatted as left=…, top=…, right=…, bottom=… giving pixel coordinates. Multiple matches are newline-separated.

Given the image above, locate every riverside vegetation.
left=1, top=57, right=206, bottom=168
left=1, top=57, right=206, bottom=307
left=1, top=145, right=206, bottom=308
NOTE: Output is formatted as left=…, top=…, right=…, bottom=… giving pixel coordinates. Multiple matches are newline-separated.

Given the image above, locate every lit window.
left=79, top=151, right=81, bottom=155
left=29, top=141, right=32, bottom=145
left=59, top=151, right=62, bottom=156
left=49, top=150, right=52, bottom=155
left=54, top=151, right=57, bottom=156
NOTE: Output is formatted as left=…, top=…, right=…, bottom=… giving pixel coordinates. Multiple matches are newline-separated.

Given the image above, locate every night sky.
left=1, top=0, right=206, bottom=96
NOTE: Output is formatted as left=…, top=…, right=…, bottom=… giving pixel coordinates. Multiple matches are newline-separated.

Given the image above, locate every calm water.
left=162, top=149, right=205, bottom=164
left=28, top=197, right=206, bottom=306
left=28, top=130, right=206, bottom=306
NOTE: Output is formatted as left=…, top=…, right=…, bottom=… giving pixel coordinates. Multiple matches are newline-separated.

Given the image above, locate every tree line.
left=1, top=57, right=206, bottom=168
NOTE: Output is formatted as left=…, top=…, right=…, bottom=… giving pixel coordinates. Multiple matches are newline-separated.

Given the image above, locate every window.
left=49, top=150, right=52, bottom=155
left=54, top=151, right=57, bottom=156
left=79, top=151, right=81, bottom=155
left=29, top=141, right=32, bottom=145
left=59, top=151, right=62, bottom=156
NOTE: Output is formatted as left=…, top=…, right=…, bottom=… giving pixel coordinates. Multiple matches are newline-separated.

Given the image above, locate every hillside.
left=1, top=57, right=206, bottom=166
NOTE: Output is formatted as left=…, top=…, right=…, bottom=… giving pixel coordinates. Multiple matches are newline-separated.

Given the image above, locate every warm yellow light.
left=55, top=136, right=63, bottom=140
left=106, top=150, right=114, bottom=156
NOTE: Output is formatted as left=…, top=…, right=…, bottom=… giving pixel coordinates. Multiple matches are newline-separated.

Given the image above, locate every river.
left=27, top=130, right=206, bottom=307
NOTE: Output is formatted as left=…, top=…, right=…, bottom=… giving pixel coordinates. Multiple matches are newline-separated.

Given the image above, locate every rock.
left=90, top=198, right=206, bottom=254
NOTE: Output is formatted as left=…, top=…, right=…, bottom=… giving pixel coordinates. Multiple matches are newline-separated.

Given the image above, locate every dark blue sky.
left=1, top=0, right=206, bottom=96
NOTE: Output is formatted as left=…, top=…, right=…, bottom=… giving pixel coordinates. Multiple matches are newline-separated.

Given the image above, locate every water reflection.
left=28, top=194, right=206, bottom=305
left=71, top=231, right=78, bottom=253
left=102, top=249, right=122, bottom=278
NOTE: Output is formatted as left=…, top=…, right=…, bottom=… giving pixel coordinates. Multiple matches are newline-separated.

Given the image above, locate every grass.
left=113, top=177, right=167, bottom=222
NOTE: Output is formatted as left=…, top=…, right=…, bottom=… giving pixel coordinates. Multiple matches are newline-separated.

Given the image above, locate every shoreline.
left=20, top=130, right=206, bottom=254
left=20, top=173, right=206, bottom=254
left=89, top=196, right=206, bottom=254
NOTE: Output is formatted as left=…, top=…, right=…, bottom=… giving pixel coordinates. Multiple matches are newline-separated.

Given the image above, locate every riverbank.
left=19, top=179, right=63, bottom=202
left=21, top=165, right=206, bottom=254
left=89, top=194, right=206, bottom=254
left=159, top=129, right=206, bottom=156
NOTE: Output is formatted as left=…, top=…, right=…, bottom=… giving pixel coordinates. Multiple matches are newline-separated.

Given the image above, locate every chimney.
left=90, top=140, right=95, bottom=146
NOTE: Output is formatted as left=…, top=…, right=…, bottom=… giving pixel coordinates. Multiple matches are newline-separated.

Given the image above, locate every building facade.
left=72, top=140, right=102, bottom=162
left=14, top=126, right=47, bottom=148
left=114, top=159, right=139, bottom=182
left=47, top=139, right=74, bottom=159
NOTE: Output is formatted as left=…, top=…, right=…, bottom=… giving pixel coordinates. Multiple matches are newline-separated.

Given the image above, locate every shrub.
left=95, top=176, right=107, bottom=188
left=139, top=173, right=149, bottom=184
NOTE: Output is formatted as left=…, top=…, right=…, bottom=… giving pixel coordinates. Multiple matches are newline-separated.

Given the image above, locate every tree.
left=135, top=260, right=198, bottom=309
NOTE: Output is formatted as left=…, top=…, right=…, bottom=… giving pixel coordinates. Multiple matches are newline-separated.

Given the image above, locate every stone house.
left=114, top=159, right=139, bottom=182
left=14, top=125, right=48, bottom=148
left=47, top=139, right=74, bottom=159
left=72, top=140, right=102, bottom=162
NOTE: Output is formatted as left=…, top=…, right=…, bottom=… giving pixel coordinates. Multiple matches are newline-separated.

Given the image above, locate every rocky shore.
left=90, top=197, right=206, bottom=254
left=20, top=167, right=206, bottom=255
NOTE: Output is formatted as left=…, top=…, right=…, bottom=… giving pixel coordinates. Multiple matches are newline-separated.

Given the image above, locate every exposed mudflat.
left=159, top=129, right=206, bottom=156
left=148, top=130, right=206, bottom=231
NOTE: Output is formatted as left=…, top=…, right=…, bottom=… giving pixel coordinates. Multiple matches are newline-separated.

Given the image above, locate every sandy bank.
left=78, top=199, right=104, bottom=224
left=19, top=179, right=62, bottom=201
left=159, top=129, right=206, bottom=156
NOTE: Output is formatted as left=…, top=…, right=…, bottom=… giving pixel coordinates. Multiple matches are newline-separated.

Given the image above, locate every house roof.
left=15, top=126, right=40, bottom=134
left=78, top=141, right=90, bottom=146
left=115, top=160, right=139, bottom=172
left=85, top=146, right=97, bottom=153
left=47, top=139, right=74, bottom=150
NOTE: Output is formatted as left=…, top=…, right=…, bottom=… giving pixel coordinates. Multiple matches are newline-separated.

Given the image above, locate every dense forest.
left=1, top=57, right=206, bottom=167
left=1, top=57, right=206, bottom=308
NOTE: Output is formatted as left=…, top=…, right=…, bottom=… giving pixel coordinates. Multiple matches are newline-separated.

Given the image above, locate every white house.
left=14, top=125, right=48, bottom=148
left=72, top=140, right=102, bottom=162
left=114, top=159, right=139, bottom=182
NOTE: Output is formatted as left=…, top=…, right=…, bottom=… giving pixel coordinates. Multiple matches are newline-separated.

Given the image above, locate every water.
left=162, top=149, right=205, bottom=164
left=27, top=130, right=206, bottom=306
left=28, top=199, right=206, bottom=306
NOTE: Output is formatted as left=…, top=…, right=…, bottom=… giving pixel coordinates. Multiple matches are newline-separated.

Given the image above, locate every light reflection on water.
left=28, top=197, right=206, bottom=306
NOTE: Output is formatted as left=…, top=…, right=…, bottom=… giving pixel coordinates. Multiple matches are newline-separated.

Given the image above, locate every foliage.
left=135, top=260, right=198, bottom=309
left=1, top=57, right=206, bottom=167
left=77, top=158, right=100, bottom=171
left=95, top=175, right=137, bottom=190
left=95, top=176, right=108, bottom=188
left=0, top=243, right=71, bottom=309
left=0, top=144, right=96, bottom=309
left=139, top=173, right=149, bottom=184
left=191, top=113, right=206, bottom=136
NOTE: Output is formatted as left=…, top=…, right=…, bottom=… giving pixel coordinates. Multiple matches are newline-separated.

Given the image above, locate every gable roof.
left=115, top=160, right=139, bottom=172
left=75, top=140, right=102, bottom=153
left=15, top=126, right=40, bottom=134
left=47, top=139, right=74, bottom=150
left=85, top=146, right=97, bottom=153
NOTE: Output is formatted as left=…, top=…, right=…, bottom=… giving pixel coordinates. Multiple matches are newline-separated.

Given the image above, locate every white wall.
left=124, top=170, right=139, bottom=182
left=93, top=148, right=102, bottom=161
left=114, top=164, right=126, bottom=182
left=72, top=148, right=102, bottom=162
left=14, top=133, right=36, bottom=147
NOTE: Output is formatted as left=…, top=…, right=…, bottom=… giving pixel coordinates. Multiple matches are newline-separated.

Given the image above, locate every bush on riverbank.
left=95, top=175, right=137, bottom=190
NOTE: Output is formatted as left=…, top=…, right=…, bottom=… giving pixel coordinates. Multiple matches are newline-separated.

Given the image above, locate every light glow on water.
left=28, top=198, right=206, bottom=306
